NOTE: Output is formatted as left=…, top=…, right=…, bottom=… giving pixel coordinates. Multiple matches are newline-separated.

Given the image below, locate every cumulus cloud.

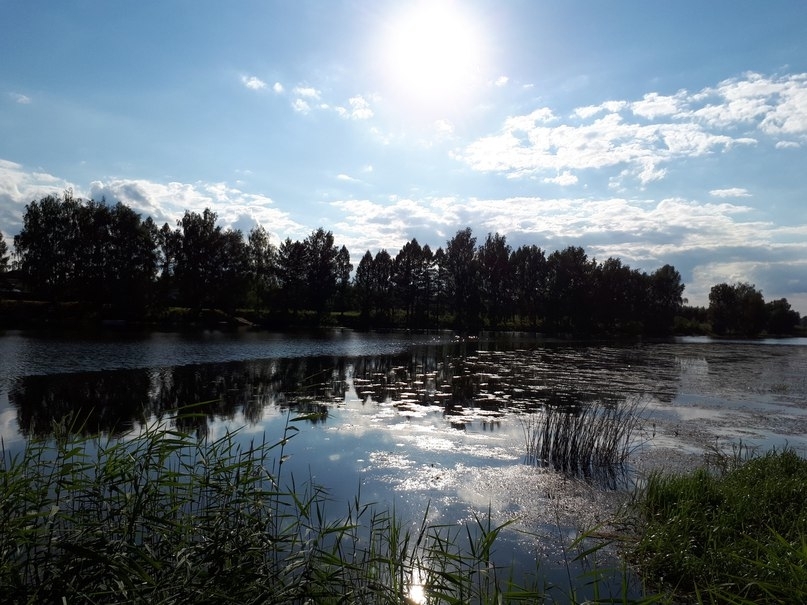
left=459, top=72, right=807, bottom=186
left=88, top=178, right=303, bottom=240
left=241, top=75, right=267, bottom=90
left=494, top=76, right=509, bottom=87
left=273, top=82, right=284, bottom=94
left=0, top=159, right=76, bottom=232
left=291, top=98, right=311, bottom=114
left=336, top=95, right=374, bottom=120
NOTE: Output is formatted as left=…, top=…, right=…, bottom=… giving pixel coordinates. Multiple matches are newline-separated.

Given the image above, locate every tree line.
left=0, top=192, right=801, bottom=335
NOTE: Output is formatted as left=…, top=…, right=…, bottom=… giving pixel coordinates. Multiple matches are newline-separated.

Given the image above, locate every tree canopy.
left=3, top=193, right=802, bottom=335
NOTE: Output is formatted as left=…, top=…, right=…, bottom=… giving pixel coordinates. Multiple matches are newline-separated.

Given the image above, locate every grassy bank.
left=630, top=447, right=807, bottom=603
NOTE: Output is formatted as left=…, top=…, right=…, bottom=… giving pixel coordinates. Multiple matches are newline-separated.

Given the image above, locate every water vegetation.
left=0, top=412, right=636, bottom=604
left=519, top=398, right=644, bottom=477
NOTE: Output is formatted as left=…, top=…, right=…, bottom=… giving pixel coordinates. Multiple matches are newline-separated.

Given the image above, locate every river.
left=2, top=328, right=806, bottom=597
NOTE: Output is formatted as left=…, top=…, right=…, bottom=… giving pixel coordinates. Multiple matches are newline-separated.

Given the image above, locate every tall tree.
left=417, top=244, right=435, bottom=327
left=215, top=228, right=250, bottom=313
left=101, top=202, right=158, bottom=313
left=277, top=238, right=308, bottom=317
left=334, top=245, right=353, bottom=316
left=477, top=232, right=512, bottom=328
left=303, top=227, right=339, bottom=319
left=173, top=208, right=221, bottom=310
left=644, top=264, right=685, bottom=334
left=766, top=298, right=800, bottom=335
left=14, top=192, right=83, bottom=300
left=511, top=244, right=547, bottom=329
left=393, top=238, right=424, bottom=326
left=709, top=282, right=766, bottom=336
left=371, top=249, right=394, bottom=322
left=444, top=228, right=480, bottom=330
left=354, top=250, right=374, bottom=322
left=545, top=246, right=596, bottom=333
left=247, top=225, right=277, bottom=311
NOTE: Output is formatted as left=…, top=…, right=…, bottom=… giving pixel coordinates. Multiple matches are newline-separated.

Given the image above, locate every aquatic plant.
left=1, top=411, right=651, bottom=604
left=519, top=397, right=644, bottom=477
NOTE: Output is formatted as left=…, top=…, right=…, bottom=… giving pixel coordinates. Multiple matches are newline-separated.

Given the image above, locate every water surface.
left=2, top=329, right=806, bottom=596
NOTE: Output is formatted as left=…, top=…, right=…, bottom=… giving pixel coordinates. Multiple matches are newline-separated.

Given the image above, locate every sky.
left=1, top=0, right=807, bottom=312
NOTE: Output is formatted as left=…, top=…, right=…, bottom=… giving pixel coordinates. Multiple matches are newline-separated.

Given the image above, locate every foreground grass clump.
left=1, top=415, right=559, bottom=604
left=632, top=448, right=807, bottom=602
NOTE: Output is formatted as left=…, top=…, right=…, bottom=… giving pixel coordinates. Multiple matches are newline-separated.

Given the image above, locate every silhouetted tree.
left=215, top=228, right=250, bottom=313
left=709, top=282, right=766, bottom=336
left=418, top=244, right=436, bottom=327
left=444, top=228, right=480, bottom=330
left=766, top=298, right=800, bottom=334
left=247, top=225, right=277, bottom=310
left=13, top=192, right=82, bottom=301
left=303, top=228, right=339, bottom=319
left=393, top=238, right=425, bottom=326
left=644, top=264, right=685, bottom=334
left=593, top=257, right=638, bottom=332
left=372, top=249, right=394, bottom=322
left=546, top=246, right=595, bottom=333
left=334, top=245, right=353, bottom=316
left=354, top=250, right=374, bottom=322
left=477, top=232, right=512, bottom=328
left=0, top=230, right=10, bottom=272
left=511, top=244, right=547, bottom=329
left=277, top=238, right=307, bottom=317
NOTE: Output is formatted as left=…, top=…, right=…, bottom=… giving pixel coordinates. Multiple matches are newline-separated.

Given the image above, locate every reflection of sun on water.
left=379, top=0, right=487, bottom=115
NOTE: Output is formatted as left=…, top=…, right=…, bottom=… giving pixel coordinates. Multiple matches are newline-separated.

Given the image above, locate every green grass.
left=630, top=447, right=807, bottom=603
left=0, top=411, right=652, bottom=604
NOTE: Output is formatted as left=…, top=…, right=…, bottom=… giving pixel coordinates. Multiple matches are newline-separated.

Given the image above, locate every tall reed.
left=0, top=412, right=561, bottom=604
left=519, top=397, right=644, bottom=476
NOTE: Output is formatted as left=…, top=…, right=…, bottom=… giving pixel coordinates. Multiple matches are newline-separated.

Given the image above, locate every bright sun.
left=380, top=1, right=485, bottom=113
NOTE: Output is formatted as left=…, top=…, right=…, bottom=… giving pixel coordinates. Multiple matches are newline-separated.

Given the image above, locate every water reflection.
left=8, top=341, right=685, bottom=439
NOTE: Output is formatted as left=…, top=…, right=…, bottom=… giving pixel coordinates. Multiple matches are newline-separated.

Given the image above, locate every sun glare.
left=380, top=1, right=486, bottom=113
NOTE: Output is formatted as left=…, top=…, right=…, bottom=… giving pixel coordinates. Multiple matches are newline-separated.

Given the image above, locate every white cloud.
left=292, top=98, right=311, bottom=114
left=241, top=75, right=267, bottom=90
left=273, top=82, right=284, bottom=94
left=434, top=119, right=454, bottom=138
left=0, top=160, right=77, bottom=231
left=543, top=171, right=578, bottom=186
left=710, top=188, right=751, bottom=198
left=336, top=174, right=359, bottom=183
left=631, top=91, right=685, bottom=119
left=775, top=140, right=801, bottom=149
left=456, top=72, right=807, bottom=185
left=293, top=86, right=321, bottom=99
left=9, top=92, right=31, bottom=104
left=88, top=178, right=304, bottom=242
left=494, top=76, right=509, bottom=87
left=336, top=95, right=374, bottom=120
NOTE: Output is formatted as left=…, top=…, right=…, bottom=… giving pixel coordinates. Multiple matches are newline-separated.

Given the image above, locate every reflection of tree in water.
left=10, top=341, right=678, bottom=438
left=349, top=343, right=673, bottom=424
left=10, top=356, right=347, bottom=437
left=10, top=370, right=152, bottom=438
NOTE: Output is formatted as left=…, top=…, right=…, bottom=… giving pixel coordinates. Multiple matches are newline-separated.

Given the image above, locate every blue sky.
left=2, top=0, right=807, bottom=311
